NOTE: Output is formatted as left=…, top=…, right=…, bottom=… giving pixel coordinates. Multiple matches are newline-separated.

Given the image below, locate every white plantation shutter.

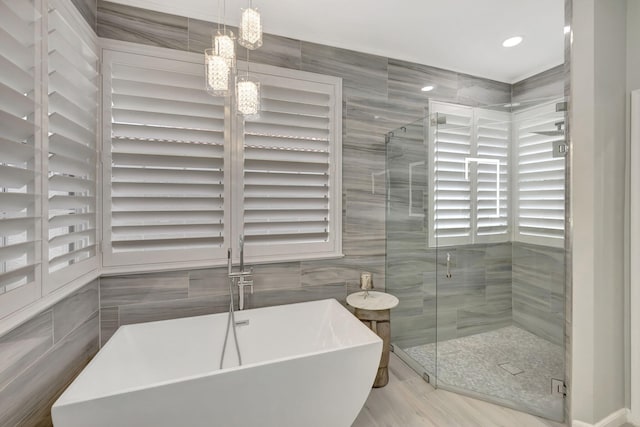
left=475, top=109, right=510, bottom=242
left=46, top=0, right=99, bottom=286
left=103, top=50, right=229, bottom=267
left=238, top=67, right=342, bottom=262
left=514, top=102, right=565, bottom=247
left=0, top=0, right=41, bottom=317
left=428, top=101, right=510, bottom=247
left=429, top=102, right=473, bottom=246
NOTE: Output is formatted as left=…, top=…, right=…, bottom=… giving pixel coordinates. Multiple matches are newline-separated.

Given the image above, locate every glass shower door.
left=432, top=100, right=567, bottom=422
left=385, top=119, right=438, bottom=385
left=384, top=98, right=567, bottom=422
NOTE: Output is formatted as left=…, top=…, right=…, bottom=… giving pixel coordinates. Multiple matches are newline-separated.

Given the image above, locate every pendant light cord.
left=246, top=0, right=251, bottom=77
left=216, top=0, right=221, bottom=32
left=246, top=47, right=250, bottom=78
left=223, top=0, right=226, bottom=32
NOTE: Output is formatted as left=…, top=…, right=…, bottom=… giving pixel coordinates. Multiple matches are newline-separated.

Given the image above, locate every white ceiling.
left=113, top=0, right=565, bottom=83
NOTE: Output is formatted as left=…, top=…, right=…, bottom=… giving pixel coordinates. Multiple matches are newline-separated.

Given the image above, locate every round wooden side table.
left=347, top=291, right=399, bottom=388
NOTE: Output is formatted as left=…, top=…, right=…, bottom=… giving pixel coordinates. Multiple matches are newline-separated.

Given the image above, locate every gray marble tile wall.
left=512, top=243, right=565, bottom=346
left=99, top=269, right=359, bottom=345
left=511, top=65, right=565, bottom=106
left=389, top=241, right=514, bottom=349
left=385, top=123, right=433, bottom=347
left=71, top=0, right=97, bottom=30
left=98, top=1, right=188, bottom=50
left=95, top=0, right=512, bottom=341
left=0, top=280, right=99, bottom=426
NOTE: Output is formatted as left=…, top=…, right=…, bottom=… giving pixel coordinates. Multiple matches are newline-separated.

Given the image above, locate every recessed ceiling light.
left=564, top=25, right=571, bottom=34
left=421, top=85, right=434, bottom=92
left=502, top=36, right=523, bottom=48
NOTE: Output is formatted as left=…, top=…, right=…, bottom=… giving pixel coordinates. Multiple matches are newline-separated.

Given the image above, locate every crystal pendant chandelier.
left=214, top=29, right=236, bottom=69
left=237, top=76, right=260, bottom=117
left=205, top=49, right=230, bottom=96
left=236, top=32, right=260, bottom=118
left=238, top=3, right=262, bottom=50
left=236, top=0, right=262, bottom=117
left=204, top=0, right=234, bottom=95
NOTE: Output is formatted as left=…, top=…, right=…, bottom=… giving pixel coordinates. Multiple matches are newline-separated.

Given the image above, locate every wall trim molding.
left=572, top=408, right=630, bottom=427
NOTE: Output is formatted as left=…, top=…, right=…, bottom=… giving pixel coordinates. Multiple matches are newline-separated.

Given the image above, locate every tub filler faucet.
left=228, top=235, right=253, bottom=311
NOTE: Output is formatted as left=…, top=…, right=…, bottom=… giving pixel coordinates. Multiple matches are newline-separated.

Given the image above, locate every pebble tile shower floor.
left=404, top=326, right=564, bottom=420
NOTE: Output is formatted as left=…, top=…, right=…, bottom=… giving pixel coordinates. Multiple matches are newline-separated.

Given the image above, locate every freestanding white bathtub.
left=51, top=299, right=382, bottom=427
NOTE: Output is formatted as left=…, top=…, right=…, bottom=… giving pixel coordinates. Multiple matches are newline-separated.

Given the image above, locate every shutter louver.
left=0, top=0, right=40, bottom=313
left=475, top=109, right=510, bottom=241
left=47, top=2, right=98, bottom=277
left=429, top=102, right=473, bottom=246
left=105, top=51, right=227, bottom=265
left=514, top=102, right=565, bottom=247
left=240, top=71, right=340, bottom=260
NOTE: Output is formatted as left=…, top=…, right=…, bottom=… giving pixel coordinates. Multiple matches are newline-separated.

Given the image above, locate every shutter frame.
left=102, top=48, right=231, bottom=268
left=429, top=102, right=473, bottom=247
left=0, top=0, right=42, bottom=318
left=513, top=100, right=566, bottom=248
left=45, top=0, right=100, bottom=291
left=234, top=62, right=342, bottom=263
left=474, top=108, right=511, bottom=243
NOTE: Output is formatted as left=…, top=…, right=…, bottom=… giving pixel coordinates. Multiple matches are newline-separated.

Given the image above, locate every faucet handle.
left=237, top=277, right=254, bottom=293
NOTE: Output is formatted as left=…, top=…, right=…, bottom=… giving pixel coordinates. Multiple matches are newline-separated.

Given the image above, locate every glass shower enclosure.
left=385, top=97, right=567, bottom=421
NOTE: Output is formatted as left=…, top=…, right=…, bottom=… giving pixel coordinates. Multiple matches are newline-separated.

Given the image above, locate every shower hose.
left=220, top=275, right=242, bottom=369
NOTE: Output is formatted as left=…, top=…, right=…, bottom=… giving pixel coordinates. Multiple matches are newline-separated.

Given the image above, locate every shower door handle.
left=446, top=252, right=452, bottom=278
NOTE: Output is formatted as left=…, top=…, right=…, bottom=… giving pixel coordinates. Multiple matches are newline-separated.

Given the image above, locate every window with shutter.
left=237, top=67, right=342, bottom=262
left=475, top=109, right=510, bottom=242
left=513, top=101, right=565, bottom=247
left=46, top=0, right=99, bottom=289
left=102, top=49, right=230, bottom=268
left=429, top=102, right=473, bottom=246
left=0, top=0, right=41, bottom=318
left=428, top=101, right=510, bottom=247
left=102, top=47, right=342, bottom=268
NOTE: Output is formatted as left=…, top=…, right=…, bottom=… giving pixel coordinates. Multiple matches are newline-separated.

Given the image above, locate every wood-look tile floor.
left=352, top=353, right=566, bottom=427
